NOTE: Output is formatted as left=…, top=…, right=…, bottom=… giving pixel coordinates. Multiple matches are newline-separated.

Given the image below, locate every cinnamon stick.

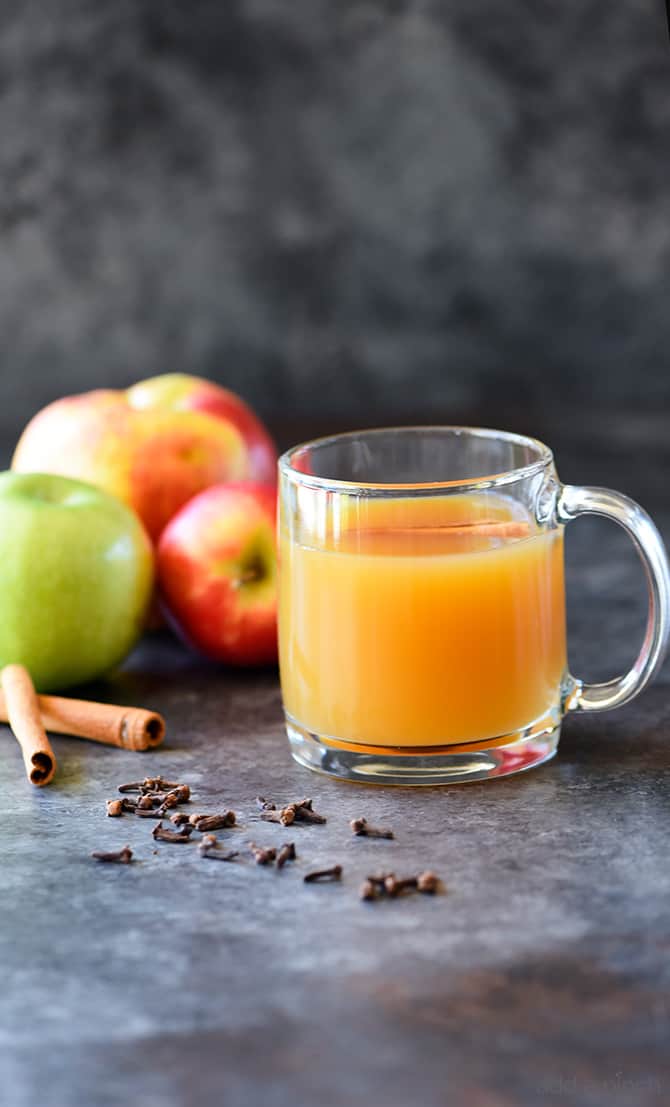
left=0, top=690, right=165, bottom=751
left=1, top=664, right=56, bottom=786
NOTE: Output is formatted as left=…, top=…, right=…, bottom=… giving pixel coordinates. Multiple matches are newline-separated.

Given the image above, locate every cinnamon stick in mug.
left=1, top=664, right=57, bottom=786
left=0, top=688, right=165, bottom=751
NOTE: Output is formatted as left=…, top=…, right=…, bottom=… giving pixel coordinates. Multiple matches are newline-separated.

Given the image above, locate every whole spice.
left=255, top=796, right=276, bottom=811
left=152, top=821, right=193, bottom=843
left=194, top=812, right=237, bottom=832
left=261, top=806, right=295, bottom=827
left=366, top=872, right=395, bottom=891
left=199, top=834, right=239, bottom=862
left=350, top=817, right=394, bottom=840
left=0, top=690, right=165, bottom=751
left=249, top=843, right=277, bottom=865
left=260, top=799, right=327, bottom=827
left=362, top=870, right=441, bottom=901
left=135, top=808, right=164, bottom=819
left=276, top=842, right=296, bottom=869
left=1, top=664, right=57, bottom=787
left=169, top=812, right=191, bottom=826
left=304, top=864, right=342, bottom=883
left=292, top=799, right=327, bottom=825
left=136, top=795, right=155, bottom=810
left=384, top=875, right=417, bottom=897
left=417, top=870, right=439, bottom=894
left=106, top=799, right=124, bottom=817
left=91, top=845, right=133, bottom=863
left=118, top=776, right=181, bottom=794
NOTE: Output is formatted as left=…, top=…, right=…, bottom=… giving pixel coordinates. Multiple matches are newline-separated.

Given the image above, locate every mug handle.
left=556, top=484, right=670, bottom=712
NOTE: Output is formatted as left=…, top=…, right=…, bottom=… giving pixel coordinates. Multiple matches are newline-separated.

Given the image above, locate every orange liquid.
left=278, top=495, right=567, bottom=748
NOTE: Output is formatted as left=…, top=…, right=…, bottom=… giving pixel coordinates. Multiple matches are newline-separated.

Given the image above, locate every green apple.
left=0, top=471, right=153, bottom=691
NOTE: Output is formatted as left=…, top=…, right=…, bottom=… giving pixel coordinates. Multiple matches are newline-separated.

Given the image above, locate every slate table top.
left=1, top=415, right=669, bottom=1107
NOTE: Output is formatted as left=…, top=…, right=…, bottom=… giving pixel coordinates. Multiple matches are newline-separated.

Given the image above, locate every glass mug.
left=278, top=427, right=670, bottom=785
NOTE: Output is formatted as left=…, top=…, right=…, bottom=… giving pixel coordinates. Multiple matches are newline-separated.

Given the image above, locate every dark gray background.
left=0, top=0, right=669, bottom=446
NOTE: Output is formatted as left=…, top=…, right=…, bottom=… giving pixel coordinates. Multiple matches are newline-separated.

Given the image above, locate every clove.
left=260, top=799, right=327, bottom=827
left=366, top=872, right=395, bottom=891
left=169, top=812, right=191, bottom=826
left=194, top=811, right=237, bottom=832
left=91, top=845, right=133, bottom=863
left=350, top=817, right=394, bottom=840
left=276, top=842, right=296, bottom=869
left=384, top=875, right=417, bottom=897
left=136, top=795, right=155, bottom=811
left=304, top=864, right=342, bottom=883
left=249, top=843, right=277, bottom=865
left=261, top=805, right=295, bottom=827
left=141, top=776, right=180, bottom=792
left=152, top=821, right=193, bottom=843
left=120, top=798, right=138, bottom=813
left=363, top=870, right=441, bottom=901
left=200, top=835, right=239, bottom=862
left=106, top=799, right=124, bottom=817
left=292, top=799, right=327, bottom=825
left=417, top=870, right=439, bottom=894
left=135, top=807, right=164, bottom=819
left=255, top=796, right=276, bottom=811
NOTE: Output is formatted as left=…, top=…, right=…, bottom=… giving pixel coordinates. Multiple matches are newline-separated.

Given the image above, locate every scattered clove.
left=292, top=799, right=327, bottom=825
left=261, top=805, right=296, bottom=826
left=141, top=776, right=180, bottom=792
left=106, top=799, right=124, bottom=817
left=169, top=812, right=191, bottom=826
left=117, top=776, right=182, bottom=795
left=304, top=864, right=342, bottom=883
left=136, top=795, right=155, bottom=811
left=249, top=843, right=277, bottom=865
left=194, top=811, right=237, bottom=832
left=199, top=834, right=239, bottom=862
left=188, top=813, right=209, bottom=826
left=152, top=821, right=193, bottom=843
left=120, top=798, right=138, bottom=813
left=384, top=875, right=417, bottom=897
left=417, top=870, right=439, bottom=894
left=260, top=799, right=327, bottom=827
left=255, top=796, right=276, bottom=811
left=135, top=807, right=164, bottom=819
left=276, top=842, right=296, bottom=869
left=350, top=817, right=394, bottom=840
left=91, top=845, right=133, bottom=863
left=366, top=872, right=395, bottom=890
left=362, top=870, right=441, bottom=901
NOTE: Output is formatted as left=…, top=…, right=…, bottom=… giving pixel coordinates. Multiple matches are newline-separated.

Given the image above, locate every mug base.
left=285, top=711, right=561, bottom=786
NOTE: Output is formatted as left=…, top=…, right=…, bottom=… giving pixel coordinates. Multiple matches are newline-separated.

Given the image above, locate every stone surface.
left=0, top=1, right=669, bottom=437
left=1, top=419, right=669, bottom=1106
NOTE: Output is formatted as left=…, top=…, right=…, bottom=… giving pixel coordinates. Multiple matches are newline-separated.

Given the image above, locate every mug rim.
left=279, top=425, right=554, bottom=493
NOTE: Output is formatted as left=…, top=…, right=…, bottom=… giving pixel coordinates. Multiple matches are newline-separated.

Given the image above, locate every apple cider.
left=278, top=493, right=567, bottom=748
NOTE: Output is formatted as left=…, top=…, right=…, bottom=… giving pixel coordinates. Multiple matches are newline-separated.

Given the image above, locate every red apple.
left=127, top=374, right=278, bottom=486
left=12, top=389, right=249, bottom=542
left=157, top=482, right=278, bottom=665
